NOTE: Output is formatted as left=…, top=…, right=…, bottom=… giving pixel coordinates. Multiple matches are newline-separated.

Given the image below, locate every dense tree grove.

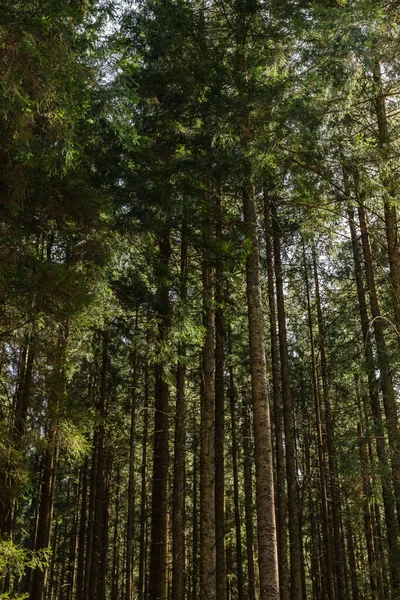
left=2, top=1, right=400, bottom=600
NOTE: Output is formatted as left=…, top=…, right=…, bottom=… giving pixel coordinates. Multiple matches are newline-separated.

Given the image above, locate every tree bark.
left=312, top=244, right=347, bottom=600
left=264, top=196, right=289, bottom=600
left=200, top=185, right=216, bottom=600
left=126, top=308, right=139, bottom=600
left=272, top=205, right=303, bottom=600
left=242, top=399, right=256, bottom=600
left=215, top=190, right=226, bottom=600
left=303, top=242, right=335, bottom=600
left=149, top=231, right=171, bottom=600
left=172, top=219, right=188, bottom=600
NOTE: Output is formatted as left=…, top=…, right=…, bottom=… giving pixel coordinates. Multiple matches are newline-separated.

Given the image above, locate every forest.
left=1, top=1, right=400, bottom=600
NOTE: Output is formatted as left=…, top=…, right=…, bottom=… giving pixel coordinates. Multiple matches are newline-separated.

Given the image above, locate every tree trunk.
left=242, top=398, right=256, bottom=600
left=303, top=242, right=335, bottom=600
left=126, top=308, right=139, bottom=600
left=200, top=185, right=216, bottom=600
left=264, top=196, right=289, bottom=600
left=312, top=244, right=347, bottom=599
left=138, top=343, right=149, bottom=600
left=215, top=190, right=226, bottom=600
left=76, top=458, right=88, bottom=600
left=149, top=231, right=171, bottom=600
left=272, top=205, right=303, bottom=600
left=172, top=218, right=188, bottom=600
left=228, top=339, right=245, bottom=600
left=88, top=328, right=109, bottom=600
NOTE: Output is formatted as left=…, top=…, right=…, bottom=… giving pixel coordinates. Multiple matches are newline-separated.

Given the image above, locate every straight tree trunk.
left=172, top=218, right=188, bottom=600
left=111, top=466, right=121, bottom=600
left=264, top=196, right=289, bottom=600
left=312, top=245, right=347, bottom=599
left=126, top=308, right=139, bottom=600
left=138, top=344, right=150, bottom=600
left=303, top=243, right=335, bottom=600
left=200, top=185, right=216, bottom=600
left=242, top=399, right=256, bottom=600
left=88, top=328, right=109, bottom=600
left=242, top=180, right=279, bottom=600
left=215, top=191, right=226, bottom=600
left=228, top=343, right=245, bottom=600
left=149, top=231, right=171, bottom=600
left=76, top=457, right=88, bottom=600
left=357, top=422, right=378, bottom=599
left=84, top=429, right=97, bottom=600
left=272, top=205, right=303, bottom=600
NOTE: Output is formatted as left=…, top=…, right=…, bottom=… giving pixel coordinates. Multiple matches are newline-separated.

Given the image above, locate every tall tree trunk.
left=303, top=243, right=335, bottom=600
left=357, top=422, right=378, bottom=600
left=312, top=244, right=346, bottom=599
left=138, top=343, right=149, bottom=600
left=242, top=398, right=256, bottom=600
left=192, top=419, right=199, bottom=600
left=76, top=457, right=88, bottom=600
left=111, top=465, right=121, bottom=600
left=264, top=195, right=289, bottom=600
left=242, top=180, right=279, bottom=600
left=88, top=328, right=109, bottom=600
left=149, top=231, right=171, bottom=600
left=228, top=339, right=245, bottom=600
left=200, top=185, right=216, bottom=600
left=172, top=218, right=188, bottom=600
left=126, top=308, right=139, bottom=600
left=215, top=190, right=226, bottom=600
left=272, top=205, right=303, bottom=600
left=84, top=429, right=97, bottom=600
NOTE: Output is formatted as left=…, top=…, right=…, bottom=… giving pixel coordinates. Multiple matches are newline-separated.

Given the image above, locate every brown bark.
left=138, top=340, right=149, bottom=600
left=242, top=399, right=256, bottom=600
left=76, top=458, right=88, bottom=600
left=111, top=466, right=120, bottom=600
left=126, top=308, right=139, bottom=600
left=303, top=242, right=335, bottom=600
left=200, top=186, right=216, bottom=600
left=228, top=346, right=245, bottom=600
left=272, top=206, right=303, bottom=600
left=215, top=191, right=226, bottom=600
left=312, top=245, right=347, bottom=599
left=88, top=328, right=109, bottom=600
left=264, top=197, right=289, bottom=600
left=149, top=231, right=171, bottom=600
left=172, top=219, right=188, bottom=600
left=357, top=422, right=378, bottom=599
left=242, top=181, right=279, bottom=600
